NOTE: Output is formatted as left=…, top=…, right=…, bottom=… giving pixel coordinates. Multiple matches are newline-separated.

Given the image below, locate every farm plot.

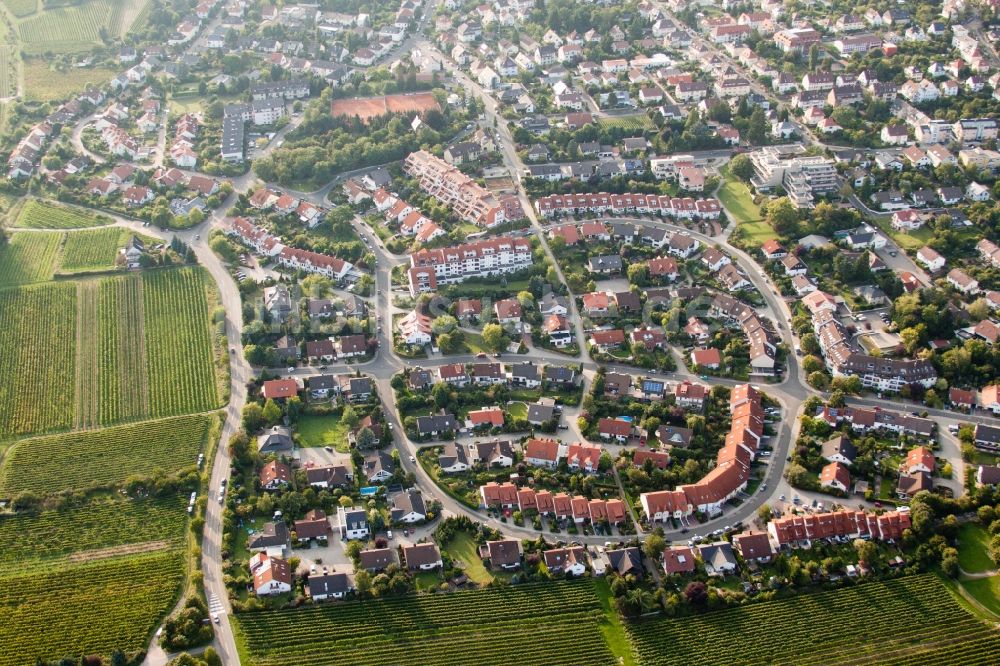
left=97, top=273, right=148, bottom=423
left=0, top=282, right=76, bottom=437
left=22, top=58, right=117, bottom=102
left=0, top=231, right=60, bottom=286
left=0, top=550, right=184, bottom=666
left=234, top=581, right=617, bottom=666
left=2, top=0, right=36, bottom=17
left=13, top=199, right=109, bottom=229
left=0, top=45, right=17, bottom=98
left=142, top=268, right=220, bottom=418
left=0, top=495, right=187, bottom=574
left=59, top=227, right=147, bottom=273
left=74, top=281, right=100, bottom=429
left=0, top=413, right=213, bottom=495
left=18, top=0, right=124, bottom=54
left=597, top=114, right=655, bottom=131
left=625, top=574, right=998, bottom=666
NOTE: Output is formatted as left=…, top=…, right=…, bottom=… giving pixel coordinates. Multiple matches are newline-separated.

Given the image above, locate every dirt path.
left=68, top=539, right=173, bottom=563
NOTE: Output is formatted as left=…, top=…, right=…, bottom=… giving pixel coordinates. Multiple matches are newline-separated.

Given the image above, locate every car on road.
left=324, top=446, right=333, bottom=452
left=779, top=494, right=786, bottom=501
left=409, top=455, right=416, bottom=463
left=387, top=530, right=393, bottom=539
left=699, top=375, right=709, bottom=380
left=212, top=613, right=220, bottom=624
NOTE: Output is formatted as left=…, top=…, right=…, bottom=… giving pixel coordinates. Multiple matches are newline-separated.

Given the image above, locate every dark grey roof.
left=416, top=413, right=459, bottom=434
left=308, top=572, right=352, bottom=596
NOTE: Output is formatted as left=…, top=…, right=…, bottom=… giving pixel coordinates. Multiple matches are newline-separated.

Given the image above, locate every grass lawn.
left=593, top=577, right=637, bottom=666
left=962, top=575, right=1000, bottom=618
left=507, top=402, right=527, bottom=419
left=879, top=476, right=894, bottom=500
left=869, top=217, right=932, bottom=251
left=441, top=531, right=493, bottom=585
left=296, top=414, right=350, bottom=451
left=458, top=331, right=488, bottom=354
left=413, top=571, right=442, bottom=591
left=957, top=523, right=994, bottom=574
left=718, top=176, right=763, bottom=224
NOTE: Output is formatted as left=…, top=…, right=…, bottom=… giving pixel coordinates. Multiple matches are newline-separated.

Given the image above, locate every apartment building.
left=749, top=144, right=838, bottom=208
left=953, top=118, right=999, bottom=145
left=811, top=300, right=937, bottom=392
left=534, top=192, right=721, bottom=219
left=407, top=237, right=533, bottom=295
left=404, top=150, right=507, bottom=228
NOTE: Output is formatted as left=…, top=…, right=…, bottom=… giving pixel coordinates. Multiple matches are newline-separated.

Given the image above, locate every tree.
left=482, top=323, right=505, bottom=352
left=784, top=462, right=811, bottom=487
left=517, top=290, right=535, bottom=309
left=764, top=197, right=800, bottom=237
left=967, top=298, right=990, bottom=322
left=746, top=106, right=769, bottom=145
left=342, top=405, right=359, bottom=429
left=355, top=426, right=376, bottom=449
left=644, top=533, right=666, bottom=560
left=242, top=402, right=265, bottom=432
left=757, top=504, right=773, bottom=524
left=854, top=538, right=878, bottom=568
left=431, top=314, right=457, bottom=335
left=683, top=581, right=708, bottom=606
left=728, top=154, right=754, bottom=182
left=627, top=262, right=649, bottom=286
left=262, top=399, right=282, bottom=426
left=807, top=371, right=830, bottom=390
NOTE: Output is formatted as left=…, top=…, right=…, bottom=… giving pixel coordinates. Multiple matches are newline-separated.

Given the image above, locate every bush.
left=160, top=596, right=215, bottom=652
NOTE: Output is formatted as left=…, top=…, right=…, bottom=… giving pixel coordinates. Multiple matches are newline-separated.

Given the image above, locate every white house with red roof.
left=904, top=446, right=935, bottom=475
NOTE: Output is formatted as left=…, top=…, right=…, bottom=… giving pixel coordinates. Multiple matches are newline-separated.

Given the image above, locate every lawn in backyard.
left=296, top=413, right=350, bottom=451
left=441, top=531, right=493, bottom=584
left=507, top=401, right=527, bottom=419
left=869, top=217, right=932, bottom=251
left=957, top=523, right=994, bottom=574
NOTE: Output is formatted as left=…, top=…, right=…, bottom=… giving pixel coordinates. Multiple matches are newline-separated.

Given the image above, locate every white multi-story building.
left=407, top=237, right=533, bottom=295
left=749, top=145, right=838, bottom=209
left=404, top=150, right=509, bottom=228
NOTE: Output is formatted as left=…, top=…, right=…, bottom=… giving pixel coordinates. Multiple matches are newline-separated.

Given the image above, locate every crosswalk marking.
left=208, top=593, right=225, bottom=615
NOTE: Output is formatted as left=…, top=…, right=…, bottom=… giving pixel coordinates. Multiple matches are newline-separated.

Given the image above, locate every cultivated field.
left=234, top=581, right=617, bottom=666
left=59, top=227, right=144, bottom=273
left=0, top=231, right=60, bottom=285
left=13, top=198, right=109, bottom=229
left=0, top=550, right=184, bottom=666
left=18, top=0, right=141, bottom=54
left=0, top=45, right=17, bottom=98
left=330, top=92, right=441, bottom=123
left=625, top=574, right=1000, bottom=665
left=597, top=114, right=655, bottom=131
left=75, top=280, right=101, bottom=428
left=22, top=59, right=117, bottom=101
left=2, top=0, right=36, bottom=18
left=97, top=273, right=148, bottom=422
left=0, top=282, right=76, bottom=436
left=0, top=413, right=213, bottom=494
left=142, top=267, right=221, bottom=418
left=0, top=495, right=187, bottom=574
